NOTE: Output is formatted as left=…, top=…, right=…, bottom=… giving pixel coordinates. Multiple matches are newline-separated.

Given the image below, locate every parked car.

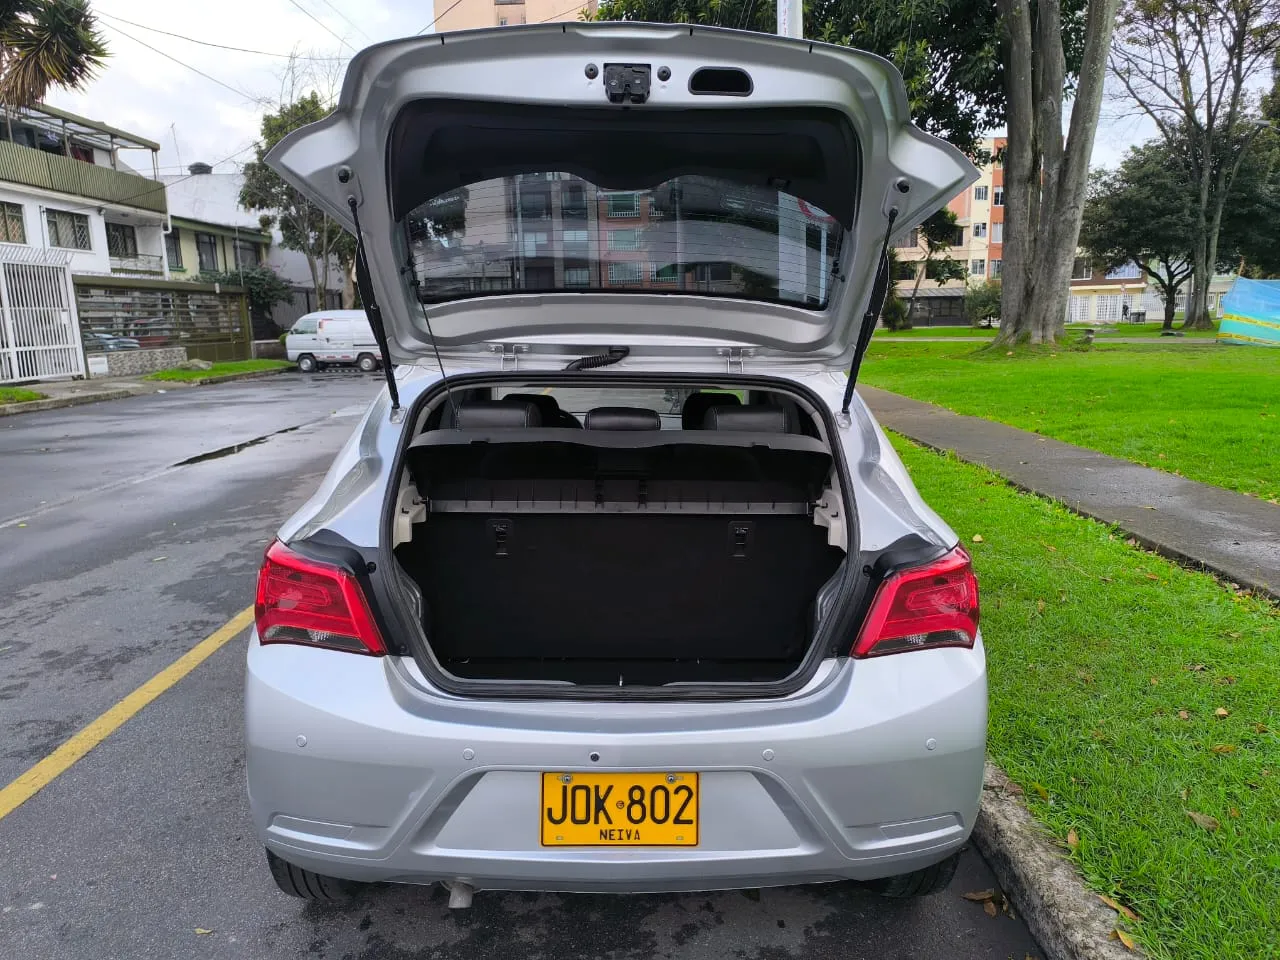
left=82, top=332, right=140, bottom=352
left=284, top=309, right=378, bottom=372
left=248, top=24, right=983, bottom=905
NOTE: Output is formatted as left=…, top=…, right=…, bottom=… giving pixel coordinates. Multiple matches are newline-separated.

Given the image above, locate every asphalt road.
left=0, top=372, right=1042, bottom=960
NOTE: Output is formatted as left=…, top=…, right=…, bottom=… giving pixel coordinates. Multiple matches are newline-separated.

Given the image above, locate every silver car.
left=247, top=23, right=984, bottom=905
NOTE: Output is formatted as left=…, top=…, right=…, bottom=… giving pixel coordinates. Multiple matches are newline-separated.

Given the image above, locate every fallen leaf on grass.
left=1185, top=810, right=1220, bottom=831
left=1186, top=663, right=1208, bottom=673
left=962, top=889, right=996, bottom=902
left=1215, top=676, right=1238, bottom=686
left=1179, top=787, right=1190, bottom=800
left=1100, top=576, right=1114, bottom=583
left=1039, top=541, right=1057, bottom=553
left=1030, top=782, right=1050, bottom=801
left=1125, top=538, right=1138, bottom=547
left=1036, top=599, right=1046, bottom=613
left=1149, top=677, right=1159, bottom=686
left=1099, top=894, right=1142, bottom=923
left=1176, top=709, right=1191, bottom=720
left=1211, top=744, right=1237, bottom=754
left=984, top=900, right=999, bottom=917
left=1004, top=782, right=1025, bottom=797
left=1215, top=707, right=1230, bottom=719
left=1226, top=631, right=1242, bottom=639
left=1254, top=723, right=1271, bottom=734
left=1230, top=807, right=1241, bottom=818
left=1144, top=573, right=1160, bottom=581
left=972, top=534, right=985, bottom=543
left=1066, top=828, right=1079, bottom=850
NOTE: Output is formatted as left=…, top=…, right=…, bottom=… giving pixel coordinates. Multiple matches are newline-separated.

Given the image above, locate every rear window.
left=405, top=173, right=844, bottom=310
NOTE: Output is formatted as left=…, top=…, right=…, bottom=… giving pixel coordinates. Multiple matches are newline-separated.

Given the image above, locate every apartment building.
left=432, top=0, right=597, bottom=31
left=0, top=102, right=168, bottom=278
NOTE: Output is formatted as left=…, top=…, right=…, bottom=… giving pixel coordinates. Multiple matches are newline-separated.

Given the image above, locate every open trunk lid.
left=266, top=23, right=977, bottom=370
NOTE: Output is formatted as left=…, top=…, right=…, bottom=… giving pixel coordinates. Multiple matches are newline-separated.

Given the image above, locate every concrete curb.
left=0, top=388, right=139, bottom=418
left=975, top=763, right=1142, bottom=960
left=0, top=368, right=293, bottom=418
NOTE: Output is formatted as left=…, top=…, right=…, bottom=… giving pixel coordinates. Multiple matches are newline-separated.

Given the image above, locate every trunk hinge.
left=490, top=343, right=526, bottom=370
left=718, top=346, right=752, bottom=373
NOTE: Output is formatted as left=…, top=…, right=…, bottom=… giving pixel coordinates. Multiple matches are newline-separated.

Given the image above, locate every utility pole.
left=776, top=0, right=807, bottom=302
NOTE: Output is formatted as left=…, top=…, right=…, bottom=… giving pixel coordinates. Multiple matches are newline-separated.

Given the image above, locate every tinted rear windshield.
left=404, top=174, right=844, bottom=309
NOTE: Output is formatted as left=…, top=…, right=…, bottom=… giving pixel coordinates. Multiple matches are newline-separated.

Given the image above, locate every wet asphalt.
left=0, top=372, right=1041, bottom=960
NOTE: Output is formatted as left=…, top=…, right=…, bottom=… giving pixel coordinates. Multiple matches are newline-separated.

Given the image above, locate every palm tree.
left=0, top=0, right=108, bottom=109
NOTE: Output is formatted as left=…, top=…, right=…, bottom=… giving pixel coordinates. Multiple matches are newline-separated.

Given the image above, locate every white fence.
left=1067, top=290, right=1189, bottom=324
left=0, top=244, right=84, bottom=383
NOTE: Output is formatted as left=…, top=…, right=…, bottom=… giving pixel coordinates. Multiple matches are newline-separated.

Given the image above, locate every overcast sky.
left=48, top=2, right=1148, bottom=180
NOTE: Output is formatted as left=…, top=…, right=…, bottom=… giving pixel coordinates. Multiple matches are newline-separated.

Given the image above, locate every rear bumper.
left=244, top=636, right=987, bottom=892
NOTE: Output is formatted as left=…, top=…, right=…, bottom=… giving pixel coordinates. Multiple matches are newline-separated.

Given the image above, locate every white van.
left=285, top=310, right=379, bottom=372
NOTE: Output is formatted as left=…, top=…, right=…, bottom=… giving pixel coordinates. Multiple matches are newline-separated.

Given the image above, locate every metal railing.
left=109, top=253, right=166, bottom=276
left=0, top=140, right=167, bottom=214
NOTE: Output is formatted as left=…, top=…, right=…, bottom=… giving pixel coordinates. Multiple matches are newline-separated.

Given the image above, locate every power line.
left=286, top=0, right=358, bottom=52
left=417, top=0, right=464, bottom=35
left=104, top=23, right=259, bottom=101
left=97, top=13, right=348, bottom=60
left=314, top=0, right=372, bottom=42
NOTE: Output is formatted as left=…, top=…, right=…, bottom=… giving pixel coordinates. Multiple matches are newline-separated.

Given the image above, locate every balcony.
left=110, top=253, right=166, bottom=277
left=0, top=139, right=166, bottom=214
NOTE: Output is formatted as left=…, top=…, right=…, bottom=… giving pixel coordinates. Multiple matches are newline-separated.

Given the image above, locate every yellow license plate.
left=540, top=772, right=699, bottom=846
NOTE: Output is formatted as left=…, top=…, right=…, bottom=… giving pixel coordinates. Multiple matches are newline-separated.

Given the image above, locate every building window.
left=1071, top=257, right=1094, bottom=280
left=608, top=261, right=642, bottom=284
left=606, top=192, right=640, bottom=218
left=974, top=185, right=989, bottom=202
left=45, top=208, right=91, bottom=250
left=973, top=222, right=987, bottom=239
left=562, top=184, right=587, bottom=219
left=894, top=228, right=920, bottom=249
left=233, top=239, right=260, bottom=269
left=498, top=16, right=508, bottom=25
left=990, top=259, right=1002, bottom=278
left=519, top=191, right=551, bottom=220
left=951, top=227, right=965, bottom=246
left=652, top=263, right=680, bottom=284
left=105, top=222, right=138, bottom=258
left=564, top=266, right=591, bottom=287
left=608, top=229, right=640, bottom=251
left=0, top=201, right=25, bottom=243
left=562, top=229, right=589, bottom=245
left=993, top=187, right=1004, bottom=206
left=893, top=260, right=918, bottom=281
left=970, top=258, right=986, bottom=276
left=195, top=232, right=219, bottom=272
left=991, top=222, right=1003, bottom=243
left=165, top=229, right=182, bottom=269
left=1106, top=261, right=1143, bottom=280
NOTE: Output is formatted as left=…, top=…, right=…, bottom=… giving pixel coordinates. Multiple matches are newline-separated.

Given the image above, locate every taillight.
left=255, top=540, right=386, bottom=655
left=851, top=547, right=979, bottom=658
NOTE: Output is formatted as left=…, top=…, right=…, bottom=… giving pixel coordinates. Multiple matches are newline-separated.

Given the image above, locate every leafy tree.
left=905, top=209, right=963, bottom=319
left=1079, top=141, right=1196, bottom=330
left=199, top=265, right=294, bottom=322
left=240, top=93, right=355, bottom=308
left=1111, top=0, right=1280, bottom=328
left=965, top=279, right=1001, bottom=326
left=0, top=0, right=106, bottom=107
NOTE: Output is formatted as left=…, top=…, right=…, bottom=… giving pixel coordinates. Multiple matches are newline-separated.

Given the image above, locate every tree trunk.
left=905, top=255, right=927, bottom=328
left=994, top=0, right=1036, bottom=344
left=1162, top=297, right=1175, bottom=330
left=342, top=258, right=356, bottom=309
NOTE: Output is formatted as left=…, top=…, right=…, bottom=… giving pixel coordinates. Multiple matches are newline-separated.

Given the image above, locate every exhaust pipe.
left=445, top=880, right=474, bottom=909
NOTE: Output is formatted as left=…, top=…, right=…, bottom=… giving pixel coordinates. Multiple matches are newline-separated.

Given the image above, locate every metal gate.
left=0, top=244, right=84, bottom=383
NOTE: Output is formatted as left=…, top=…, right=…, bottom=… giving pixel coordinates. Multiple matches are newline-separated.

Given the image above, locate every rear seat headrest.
left=504, top=393, right=580, bottom=428
left=584, top=407, right=661, bottom=431
left=681, top=391, right=741, bottom=429
left=704, top=405, right=790, bottom=433
left=452, top=400, right=542, bottom=429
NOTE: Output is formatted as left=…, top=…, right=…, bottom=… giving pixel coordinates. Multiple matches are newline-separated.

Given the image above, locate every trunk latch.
left=604, top=64, right=651, bottom=104
left=489, top=519, right=512, bottom=557
left=729, top=521, right=753, bottom=558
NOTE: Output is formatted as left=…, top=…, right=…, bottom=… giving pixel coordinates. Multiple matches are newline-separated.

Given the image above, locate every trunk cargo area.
left=395, top=413, right=844, bottom=687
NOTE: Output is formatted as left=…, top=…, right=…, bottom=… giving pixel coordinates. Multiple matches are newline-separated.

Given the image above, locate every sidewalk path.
left=861, top=385, right=1280, bottom=601
left=0, top=367, right=290, bottom=417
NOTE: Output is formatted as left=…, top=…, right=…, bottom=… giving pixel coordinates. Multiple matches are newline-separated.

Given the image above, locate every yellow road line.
left=0, top=606, right=255, bottom=821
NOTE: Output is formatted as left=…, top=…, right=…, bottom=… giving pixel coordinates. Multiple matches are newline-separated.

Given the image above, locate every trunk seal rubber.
left=376, top=371, right=861, bottom=701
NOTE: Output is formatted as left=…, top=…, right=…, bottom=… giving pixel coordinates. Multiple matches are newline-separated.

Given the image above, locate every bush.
left=199, top=266, right=294, bottom=316
left=881, top=290, right=911, bottom=330
left=965, top=279, right=1001, bottom=327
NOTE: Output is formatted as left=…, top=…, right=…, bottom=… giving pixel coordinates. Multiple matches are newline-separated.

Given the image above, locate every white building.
left=0, top=102, right=169, bottom=278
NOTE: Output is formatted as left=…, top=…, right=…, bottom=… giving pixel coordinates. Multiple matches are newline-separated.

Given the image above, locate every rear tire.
left=356, top=353, right=379, bottom=373
left=297, top=354, right=317, bottom=373
left=864, top=851, right=960, bottom=898
left=265, top=848, right=359, bottom=901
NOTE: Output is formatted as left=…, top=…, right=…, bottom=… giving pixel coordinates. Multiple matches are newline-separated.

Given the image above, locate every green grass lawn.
left=874, top=321, right=1220, bottom=339
left=861, top=340, right=1280, bottom=502
left=894, top=436, right=1279, bottom=960
left=144, top=359, right=291, bottom=382
left=0, top=386, right=46, bottom=403
left=874, top=326, right=998, bottom=338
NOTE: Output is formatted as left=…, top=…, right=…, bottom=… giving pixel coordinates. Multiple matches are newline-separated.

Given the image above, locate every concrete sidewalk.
left=0, top=367, right=291, bottom=417
left=861, top=385, right=1280, bottom=601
